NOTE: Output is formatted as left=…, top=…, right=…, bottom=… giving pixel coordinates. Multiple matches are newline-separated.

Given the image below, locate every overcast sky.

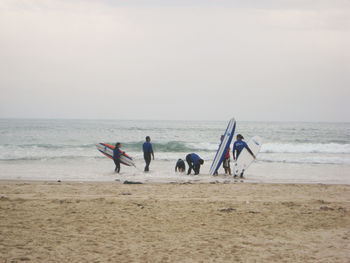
left=1, top=0, right=349, bottom=122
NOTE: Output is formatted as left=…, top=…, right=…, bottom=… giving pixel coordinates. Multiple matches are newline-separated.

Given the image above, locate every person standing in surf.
left=233, top=134, right=256, bottom=178
left=143, top=136, right=154, bottom=172
left=213, top=135, right=231, bottom=176
left=186, top=153, right=204, bottom=175
left=221, top=135, right=232, bottom=175
left=113, top=142, right=122, bottom=173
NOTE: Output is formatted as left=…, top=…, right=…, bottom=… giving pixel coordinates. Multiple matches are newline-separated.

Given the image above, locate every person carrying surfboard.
left=233, top=134, right=256, bottom=178
left=186, top=153, right=204, bottom=175
left=143, top=136, right=154, bottom=172
left=113, top=142, right=122, bottom=173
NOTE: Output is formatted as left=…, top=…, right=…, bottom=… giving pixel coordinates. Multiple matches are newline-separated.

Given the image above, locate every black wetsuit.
left=113, top=148, right=121, bottom=173
left=175, top=159, right=186, bottom=172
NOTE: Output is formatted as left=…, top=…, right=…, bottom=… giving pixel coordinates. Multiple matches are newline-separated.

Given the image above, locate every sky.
left=0, top=0, right=349, bottom=122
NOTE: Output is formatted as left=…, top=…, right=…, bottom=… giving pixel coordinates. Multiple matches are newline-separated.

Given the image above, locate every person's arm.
left=151, top=145, right=154, bottom=160
left=245, top=146, right=256, bottom=159
left=188, top=158, right=193, bottom=169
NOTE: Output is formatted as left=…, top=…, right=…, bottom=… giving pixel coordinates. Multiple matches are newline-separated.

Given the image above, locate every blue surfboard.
left=209, top=118, right=236, bottom=176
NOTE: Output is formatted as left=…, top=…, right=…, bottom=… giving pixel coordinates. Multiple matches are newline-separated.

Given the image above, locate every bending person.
left=186, top=153, right=204, bottom=175
left=175, top=158, right=186, bottom=173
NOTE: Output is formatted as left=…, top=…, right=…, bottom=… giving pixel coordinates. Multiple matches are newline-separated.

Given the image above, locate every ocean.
left=0, top=119, right=349, bottom=184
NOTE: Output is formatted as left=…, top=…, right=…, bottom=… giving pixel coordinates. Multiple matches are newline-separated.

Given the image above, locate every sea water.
left=0, top=119, right=349, bottom=184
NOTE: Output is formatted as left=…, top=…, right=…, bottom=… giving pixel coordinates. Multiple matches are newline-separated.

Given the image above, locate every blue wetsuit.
left=233, top=140, right=254, bottom=160
left=186, top=153, right=202, bottom=175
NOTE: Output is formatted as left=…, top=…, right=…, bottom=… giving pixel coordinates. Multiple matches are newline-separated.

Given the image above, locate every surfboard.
left=234, top=136, right=262, bottom=177
left=96, top=143, right=136, bottom=167
left=209, top=118, right=236, bottom=176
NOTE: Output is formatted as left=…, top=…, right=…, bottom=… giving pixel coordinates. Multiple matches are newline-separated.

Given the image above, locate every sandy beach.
left=0, top=181, right=349, bottom=263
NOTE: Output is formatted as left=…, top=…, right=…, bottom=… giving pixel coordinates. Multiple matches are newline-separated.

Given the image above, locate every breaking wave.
left=1, top=142, right=349, bottom=164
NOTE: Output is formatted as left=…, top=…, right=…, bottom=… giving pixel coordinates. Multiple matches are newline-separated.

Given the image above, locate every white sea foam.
left=258, top=154, right=350, bottom=165
left=261, top=143, right=350, bottom=154
left=185, top=142, right=218, bottom=151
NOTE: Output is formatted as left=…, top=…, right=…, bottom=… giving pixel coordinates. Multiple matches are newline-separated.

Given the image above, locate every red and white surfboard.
left=96, top=143, right=136, bottom=167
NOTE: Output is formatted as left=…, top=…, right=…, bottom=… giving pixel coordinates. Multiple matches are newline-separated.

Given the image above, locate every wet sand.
left=0, top=181, right=349, bottom=262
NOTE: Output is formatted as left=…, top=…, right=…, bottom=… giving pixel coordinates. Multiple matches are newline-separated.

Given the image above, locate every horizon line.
left=0, top=117, right=349, bottom=124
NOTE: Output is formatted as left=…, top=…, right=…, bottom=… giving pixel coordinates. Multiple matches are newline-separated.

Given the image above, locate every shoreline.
left=1, top=180, right=349, bottom=262
left=1, top=178, right=350, bottom=186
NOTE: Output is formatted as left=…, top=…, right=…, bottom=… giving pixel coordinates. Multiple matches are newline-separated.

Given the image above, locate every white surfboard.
left=209, top=118, right=236, bottom=176
left=96, top=143, right=136, bottom=167
left=235, top=136, right=262, bottom=177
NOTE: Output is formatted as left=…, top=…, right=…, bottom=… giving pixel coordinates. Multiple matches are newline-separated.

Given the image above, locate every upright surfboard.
left=96, top=143, right=136, bottom=167
left=209, top=118, right=236, bottom=176
left=235, top=136, right=262, bottom=176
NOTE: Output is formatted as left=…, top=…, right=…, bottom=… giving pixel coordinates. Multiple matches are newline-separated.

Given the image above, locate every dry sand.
left=0, top=181, right=349, bottom=263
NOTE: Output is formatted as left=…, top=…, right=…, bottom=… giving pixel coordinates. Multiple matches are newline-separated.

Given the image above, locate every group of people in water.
left=113, top=134, right=256, bottom=178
